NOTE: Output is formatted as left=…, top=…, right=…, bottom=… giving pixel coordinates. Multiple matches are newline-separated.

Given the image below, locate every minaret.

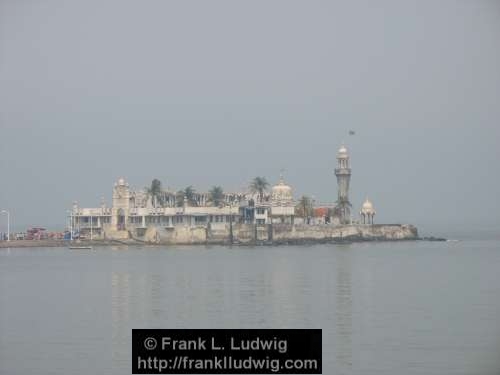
left=334, top=144, right=352, bottom=224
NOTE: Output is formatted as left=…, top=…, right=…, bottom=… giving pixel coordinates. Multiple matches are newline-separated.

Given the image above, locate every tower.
left=334, top=144, right=352, bottom=224
left=111, top=177, right=130, bottom=230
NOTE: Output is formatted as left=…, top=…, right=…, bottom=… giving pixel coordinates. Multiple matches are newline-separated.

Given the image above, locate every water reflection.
left=109, top=247, right=354, bottom=372
left=335, top=248, right=353, bottom=374
left=1, top=242, right=499, bottom=375
left=111, top=272, right=130, bottom=368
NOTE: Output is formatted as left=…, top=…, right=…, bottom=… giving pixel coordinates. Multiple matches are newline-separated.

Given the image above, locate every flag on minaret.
left=348, top=130, right=355, bottom=135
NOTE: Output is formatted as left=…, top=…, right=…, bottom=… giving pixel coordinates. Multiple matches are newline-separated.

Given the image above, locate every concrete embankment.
left=0, top=240, right=67, bottom=248
left=0, top=224, right=419, bottom=248
left=140, top=223, right=419, bottom=245
left=0, top=239, right=141, bottom=248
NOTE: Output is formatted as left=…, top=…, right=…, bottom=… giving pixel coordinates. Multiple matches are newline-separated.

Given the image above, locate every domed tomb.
left=271, top=175, right=293, bottom=203
left=360, top=198, right=376, bottom=224
left=270, top=174, right=295, bottom=224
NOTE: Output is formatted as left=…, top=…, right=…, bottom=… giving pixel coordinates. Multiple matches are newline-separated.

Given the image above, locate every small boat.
left=68, top=246, right=93, bottom=250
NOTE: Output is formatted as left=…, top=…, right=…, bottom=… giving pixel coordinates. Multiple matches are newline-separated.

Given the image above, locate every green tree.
left=249, top=177, right=269, bottom=202
left=295, top=195, right=313, bottom=219
left=176, top=186, right=197, bottom=207
left=208, top=186, right=225, bottom=207
left=146, top=179, right=163, bottom=207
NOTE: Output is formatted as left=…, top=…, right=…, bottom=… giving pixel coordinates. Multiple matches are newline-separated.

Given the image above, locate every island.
left=0, top=144, right=421, bottom=248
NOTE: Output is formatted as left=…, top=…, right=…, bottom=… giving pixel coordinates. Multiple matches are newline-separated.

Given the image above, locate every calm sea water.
left=1, top=239, right=499, bottom=375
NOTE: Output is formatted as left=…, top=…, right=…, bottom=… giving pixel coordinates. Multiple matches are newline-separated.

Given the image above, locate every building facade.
left=69, top=176, right=296, bottom=239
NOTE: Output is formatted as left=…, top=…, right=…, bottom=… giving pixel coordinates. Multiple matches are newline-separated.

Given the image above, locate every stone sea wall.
left=131, top=223, right=418, bottom=245
left=272, top=223, right=418, bottom=243
left=0, top=224, right=418, bottom=248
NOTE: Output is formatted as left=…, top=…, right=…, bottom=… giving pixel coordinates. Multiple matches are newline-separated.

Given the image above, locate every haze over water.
left=1, top=1, right=499, bottom=231
left=1, top=238, right=499, bottom=375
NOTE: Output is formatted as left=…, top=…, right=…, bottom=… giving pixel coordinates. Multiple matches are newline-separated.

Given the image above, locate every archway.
left=117, top=208, right=125, bottom=231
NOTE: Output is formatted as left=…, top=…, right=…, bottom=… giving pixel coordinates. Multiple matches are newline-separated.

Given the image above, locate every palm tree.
left=176, top=186, right=197, bottom=207
left=249, top=177, right=269, bottom=203
left=175, top=190, right=184, bottom=207
left=295, top=195, right=313, bottom=220
left=208, top=186, right=225, bottom=207
left=146, top=179, right=163, bottom=207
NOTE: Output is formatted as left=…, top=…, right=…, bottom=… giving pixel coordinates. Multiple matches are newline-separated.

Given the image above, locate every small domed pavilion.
left=360, top=198, right=376, bottom=224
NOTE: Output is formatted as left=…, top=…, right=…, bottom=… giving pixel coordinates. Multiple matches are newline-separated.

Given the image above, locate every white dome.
left=271, top=176, right=293, bottom=202
left=360, top=198, right=375, bottom=214
left=117, top=177, right=126, bottom=185
left=337, top=144, right=348, bottom=159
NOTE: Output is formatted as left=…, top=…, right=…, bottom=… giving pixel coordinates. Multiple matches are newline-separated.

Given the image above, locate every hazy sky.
left=1, top=1, right=499, bottom=233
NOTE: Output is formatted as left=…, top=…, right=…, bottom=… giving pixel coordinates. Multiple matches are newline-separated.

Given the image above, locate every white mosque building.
left=69, top=175, right=297, bottom=239
left=68, top=144, right=375, bottom=239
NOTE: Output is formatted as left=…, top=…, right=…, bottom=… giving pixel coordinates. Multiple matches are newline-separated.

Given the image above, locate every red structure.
left=314, top=207, right=328, bottom=218
left=25, top=227, right=47, bottom=240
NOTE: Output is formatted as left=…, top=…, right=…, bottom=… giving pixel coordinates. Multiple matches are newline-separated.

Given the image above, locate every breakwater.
left=0, top=239, right=132, bottom=248
left=138, top=223, right=418, bottom=245
left=0, top=224, right=419, bottom=248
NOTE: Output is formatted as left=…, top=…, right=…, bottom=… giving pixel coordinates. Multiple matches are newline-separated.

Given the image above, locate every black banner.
left=132, top=329, right=322, bottom=374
